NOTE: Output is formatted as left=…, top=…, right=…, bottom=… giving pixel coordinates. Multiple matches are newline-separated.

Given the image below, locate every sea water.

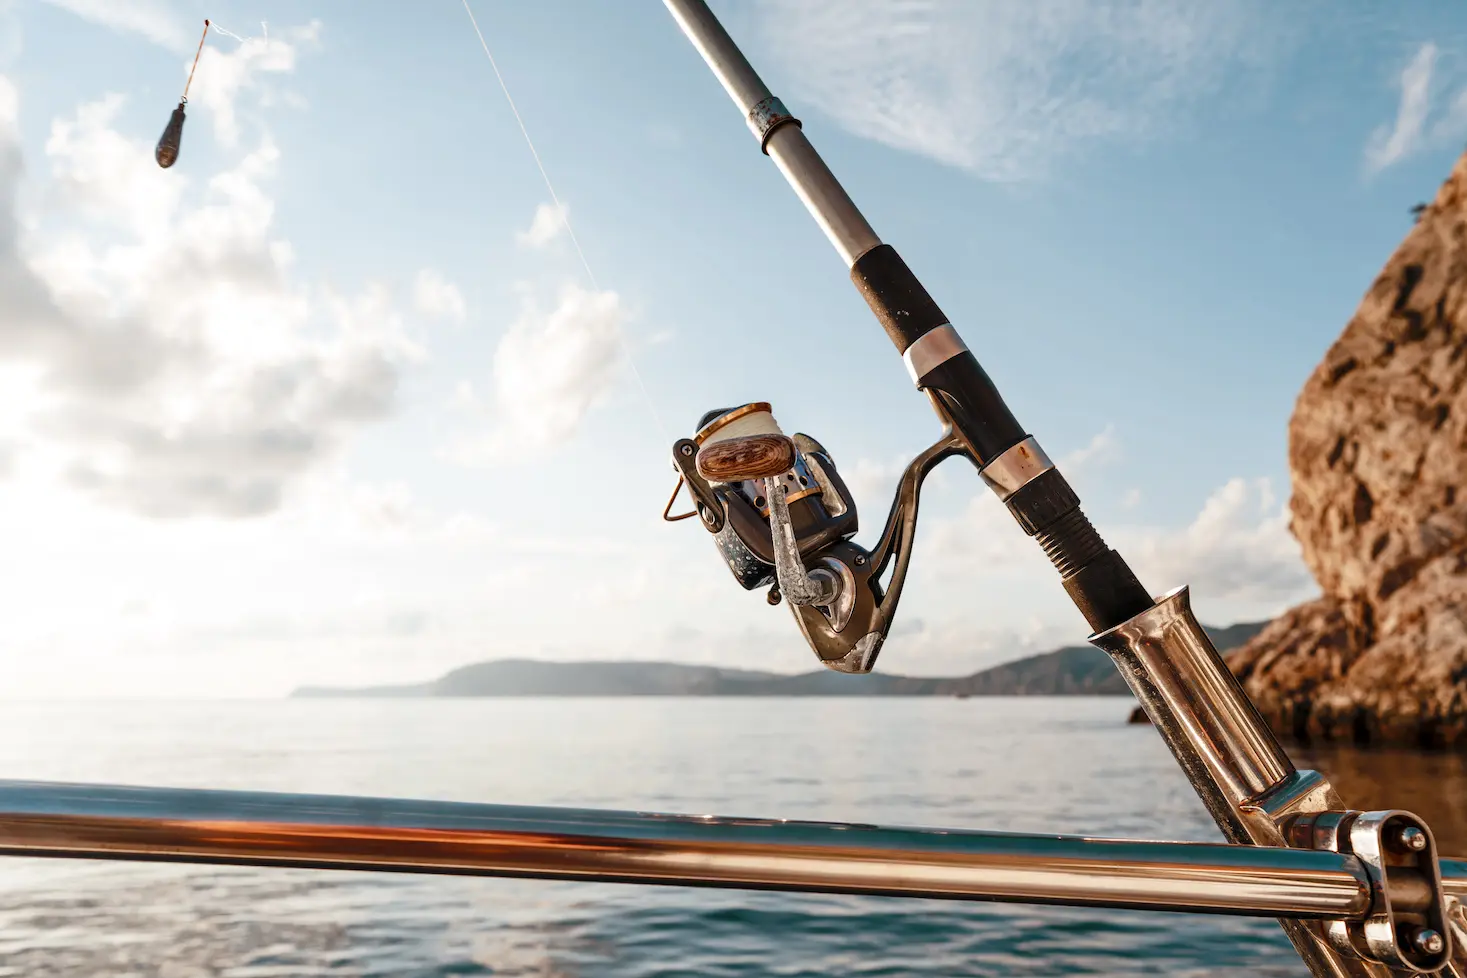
left=0, top=697, right=1461, bottom=977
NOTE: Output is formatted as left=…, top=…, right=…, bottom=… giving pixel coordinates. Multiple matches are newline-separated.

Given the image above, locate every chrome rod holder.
left=1092, top=587, right=1467, bottom=976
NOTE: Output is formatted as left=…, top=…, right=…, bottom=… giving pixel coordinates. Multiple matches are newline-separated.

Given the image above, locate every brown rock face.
left=1231, top=150, right=1467, bottom=747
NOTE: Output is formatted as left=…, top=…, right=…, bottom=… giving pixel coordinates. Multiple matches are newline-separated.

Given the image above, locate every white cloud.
left=0, top=42, right=422, bottom=520
left=1365, top=43, right=1440, bottom=174
left=1434, top=88, right=1467, bottom=144
left=188, top=21, right=320, bottom=148
left=588, top=565, right=653, bottom=609
left=42, top=90, right=183, bottom=236
left=517, top=201, right=568, bottom=249
left=450, top=379, right=481, bottom=412
left=413, top=268, right=467, bottom=324
left=917, top=425, right=1312, bottom=630
left=1117, top=476, right=1316, bottom=613
left=449, top=283, right=626, bottom=465
left=749, top=0, right=1270, bottom=182
left=0, top=457, right=590, bottom=695
left=1062, top=423, right=1117, bottom=473
left=841, top=454, right=909, bottom=511
left=1363, top=42, right=1467, bottom=175
left=40, top=0, right=194, bottom=53
left=874, top=468, right=1311, bottom=673
left=875, top=614, right=1081, bottom=676
left=837, top=451, right=957, bottom=538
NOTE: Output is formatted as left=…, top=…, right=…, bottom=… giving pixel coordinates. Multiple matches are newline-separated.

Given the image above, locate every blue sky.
left=0, top=0, right=1464, bottom=696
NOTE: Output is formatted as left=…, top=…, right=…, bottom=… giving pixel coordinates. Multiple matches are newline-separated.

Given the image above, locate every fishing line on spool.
left=460, top=0, right=671, bottom=445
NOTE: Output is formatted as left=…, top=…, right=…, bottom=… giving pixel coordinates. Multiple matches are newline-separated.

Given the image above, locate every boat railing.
left=0, top=777, right=1460, bottom=975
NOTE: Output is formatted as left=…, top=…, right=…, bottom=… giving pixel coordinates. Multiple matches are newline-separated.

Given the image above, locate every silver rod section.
left=0, top=779, right=1388, bottom=920
left=662, top=0, right=881, bottom=266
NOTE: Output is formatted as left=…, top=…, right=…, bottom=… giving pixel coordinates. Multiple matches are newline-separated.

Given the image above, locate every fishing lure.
left=155, top=20, right=210, bottom=169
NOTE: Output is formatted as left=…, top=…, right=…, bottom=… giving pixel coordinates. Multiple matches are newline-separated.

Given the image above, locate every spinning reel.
left=663, top=402, right=965, bottom=673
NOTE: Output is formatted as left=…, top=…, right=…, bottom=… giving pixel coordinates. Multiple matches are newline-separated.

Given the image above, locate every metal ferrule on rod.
left=0, top=779, right=1400, bottom=920
left=661, top=0, right=880, bottom=265
left=902, top=324, right=968, bottom=384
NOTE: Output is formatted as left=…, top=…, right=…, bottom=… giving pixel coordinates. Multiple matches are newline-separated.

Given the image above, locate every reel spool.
left=664, top=402, right=963, bottom=673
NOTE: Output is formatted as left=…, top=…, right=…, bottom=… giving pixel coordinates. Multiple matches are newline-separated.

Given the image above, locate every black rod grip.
left=850, top=244, right=946, bottom=353
left=923, top=362, right=1026, bottom=467
left=851, top=245, right=1025, bottom=464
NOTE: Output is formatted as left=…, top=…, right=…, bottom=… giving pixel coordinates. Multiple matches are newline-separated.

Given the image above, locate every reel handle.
left=696, top=434, right=795, bottom=483
left=765, top=478, right=840, bottom=608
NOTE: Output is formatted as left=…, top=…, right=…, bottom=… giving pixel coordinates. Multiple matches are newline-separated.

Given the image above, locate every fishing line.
left=209, top=22, right=267, bottom=45
left=460, top=0, right=671, bottom=444
left=181, top=19, right=209, bottom=101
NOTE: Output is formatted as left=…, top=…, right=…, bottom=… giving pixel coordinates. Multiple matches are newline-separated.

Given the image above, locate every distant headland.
left=291, top=621, right=1268, bottom=699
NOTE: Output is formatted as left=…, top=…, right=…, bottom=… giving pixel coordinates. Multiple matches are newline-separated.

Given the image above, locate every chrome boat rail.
left=0, top=778, right=1454, bottom=924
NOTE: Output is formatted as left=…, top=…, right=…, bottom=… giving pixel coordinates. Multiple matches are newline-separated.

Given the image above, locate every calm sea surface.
left=0, top=697, right=1461, bottom=977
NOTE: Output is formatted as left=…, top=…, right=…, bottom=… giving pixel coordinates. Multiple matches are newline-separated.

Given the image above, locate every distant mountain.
left=1204, top=621, right=1276, bottom=655
left=428, top=660, right=786, bottom=697
left=940, top=620, right=1271, bottom=697
left=291, top=620, right=1270, bottom=699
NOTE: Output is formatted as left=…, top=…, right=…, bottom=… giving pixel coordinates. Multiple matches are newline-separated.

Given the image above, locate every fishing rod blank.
left=156, top=20, right=209, bottom=169
left=659, top=0, right=1149, bottom=639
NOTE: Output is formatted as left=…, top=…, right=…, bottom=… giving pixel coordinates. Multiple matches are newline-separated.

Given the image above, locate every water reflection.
left=1293, top=745, right=1467, bottom=852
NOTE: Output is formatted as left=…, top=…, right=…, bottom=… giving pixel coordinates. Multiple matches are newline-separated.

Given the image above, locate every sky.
left=0, top=0, right=1464, bottom=697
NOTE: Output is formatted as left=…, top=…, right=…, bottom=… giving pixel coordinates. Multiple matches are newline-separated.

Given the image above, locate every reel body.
left=664, top=402, right=963, bottom=673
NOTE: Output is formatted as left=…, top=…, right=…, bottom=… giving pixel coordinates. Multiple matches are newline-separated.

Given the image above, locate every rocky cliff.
left=1224, top=150, right=1467, bottom=748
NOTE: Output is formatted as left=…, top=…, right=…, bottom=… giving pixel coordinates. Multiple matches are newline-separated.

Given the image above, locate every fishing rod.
left=658, top=2, right=1462, bottom=975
